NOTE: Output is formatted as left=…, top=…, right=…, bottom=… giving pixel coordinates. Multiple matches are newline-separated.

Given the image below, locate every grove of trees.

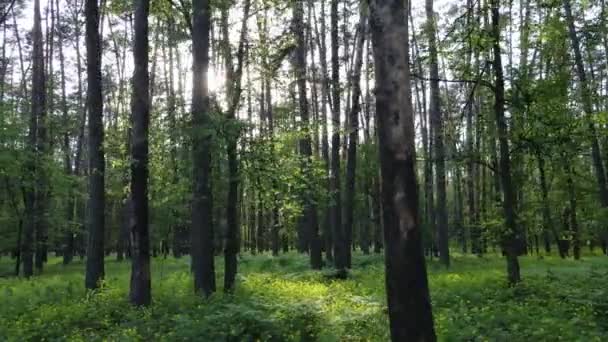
left=1, top=0, right=608, bottom=339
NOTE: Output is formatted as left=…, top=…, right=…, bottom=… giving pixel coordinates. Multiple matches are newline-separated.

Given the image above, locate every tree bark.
left=491, top=0, right=521, bottom=285
left=191, top=0, right=215, bottom=297
left=343, top=6, right=367, bottom=269
left=330, top=0, right=346, bottom=275
left=368, top=0, right=436, bottom=340
left=294, top=0, right=322, bottom=269
left=223, top=0, right=251, bottom=292
left=85, top=0, right=106, bottom=290
left=129, top=0, right=151, bottom=306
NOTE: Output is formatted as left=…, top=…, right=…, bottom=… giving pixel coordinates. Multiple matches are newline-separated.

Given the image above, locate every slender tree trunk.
left=191, top=0, right=215, bottom=297
left=23, top=0, right=46, bottom=278
left=330, top=0, right=346, bottom=275
left=563, top=0, right=608, bottom=209
left=223, top=0, right=250, bottom=292
left=57, top=0, right=75, bottom=265
left=536, top=154, right=557, bottom=255
left=491, top=0, right=521, bottom=285
left=85, top=0, right=106, bottom=290
left=426, top=0, right=449, bottom=267
left=343, top=6, right=367, bottom=268
left=294, top=0, right=322, bottom=269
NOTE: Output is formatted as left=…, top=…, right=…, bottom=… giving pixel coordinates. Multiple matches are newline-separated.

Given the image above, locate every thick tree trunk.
left=368, top=0, right=436, bottom=340
left=85, top=0, right=106, bottom=290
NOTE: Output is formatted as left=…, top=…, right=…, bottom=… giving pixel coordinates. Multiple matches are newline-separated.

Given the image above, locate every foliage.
left=1, top=253, right=607, bottom=341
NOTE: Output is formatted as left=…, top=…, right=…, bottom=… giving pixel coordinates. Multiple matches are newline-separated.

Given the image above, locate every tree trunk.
left=563, top=0, right=608, bottom=210
left=491, top=0, right=521, bottom=285
left=85, top=0, right=106, bottom=290
left=343, top=7, right=367, bottom=268
left=330, top=0, right=346, bottom=275
left=223, top=0, right=250, bottom=292
left=294, top=0, right=322, bottom=270
left=426, top=0, right=449, bottom=267
left=129, top=0, right=151, bottom=306
left=191, top=0, right=216, bottom=297
left=368, top=0, right=436, bottom=339
left=23, top=0, right=46, bottom=278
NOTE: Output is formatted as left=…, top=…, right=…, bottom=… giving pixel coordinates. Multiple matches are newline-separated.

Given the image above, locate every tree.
left=563, top=0, right=608, bottom=215
left=85, top=0, right=106, bottom=290
left=330, top=0, right=346, bottom=275
left=491, top=0, right=522, bottom=284
left=191, top=0, right=215, bottom=297
left=426, top=0, right=449, bottom=267
left=294, top=0, right=322, bottom=270
left=343, top=2, right=367, bottom=269
left=368, top=0, right=436, bottom=340
left=223, top=0, right=251, bottom=292
left=23, top=0, right=46, bottom=278
left=129, top=0, right=151, bottom=306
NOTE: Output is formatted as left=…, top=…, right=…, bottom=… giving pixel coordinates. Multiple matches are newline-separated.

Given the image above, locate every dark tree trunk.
left=223, top=0, right=250, bottom=292
left=491, top=0, right=521, bottom=285
left=129, top=0, right=151, bottom=306
left=294, top=0, right=322, bottom=270
left=369, top=0, right=436, bottom=340
left=343, top=7, right=367, bottom=269
left=23, top=0, right=46, bottom=278
left=85, top=0, right=105, bottom=290
left=330, top=0, right=346, bottom=275
left=191, top=0, right=215, bottom=297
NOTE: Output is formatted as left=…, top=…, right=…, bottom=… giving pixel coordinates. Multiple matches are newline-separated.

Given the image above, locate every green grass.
left=1, top=252, right=607, bottom=341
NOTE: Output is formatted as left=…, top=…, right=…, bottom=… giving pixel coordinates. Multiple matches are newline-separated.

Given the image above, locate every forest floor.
left=1, top=251, right=607, bottom=341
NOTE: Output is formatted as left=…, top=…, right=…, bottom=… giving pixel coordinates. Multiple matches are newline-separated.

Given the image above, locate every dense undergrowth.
left=1, top=252, right=607, bottom=341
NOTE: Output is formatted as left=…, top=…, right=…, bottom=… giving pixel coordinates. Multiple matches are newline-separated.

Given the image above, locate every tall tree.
left=294, top=0, right=322, bottom=269
left=491, top=0, right=521, bottom=284
left=191, top=0, right=215, bottom=297
left=85, top=0, right=106, bottom=290
left=426, top=0, right=449, bottom=267
left=368, top=0, right=436, bottom=340
left=223, top=0, right=251, bottom=292
left=129, top=0, right=151, bottom=306
left=23, top=0, right=46, bottom=278
left=562, top=0, right=608, bottom=210
left=343, top=3, right=367, bottom=268
left=57, top=0, right=75, bottom=266
left=330, top=0, right=346, bottom=275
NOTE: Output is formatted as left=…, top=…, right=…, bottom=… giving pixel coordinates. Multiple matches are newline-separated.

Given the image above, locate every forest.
left=0, top=0, right=607, bottom=340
